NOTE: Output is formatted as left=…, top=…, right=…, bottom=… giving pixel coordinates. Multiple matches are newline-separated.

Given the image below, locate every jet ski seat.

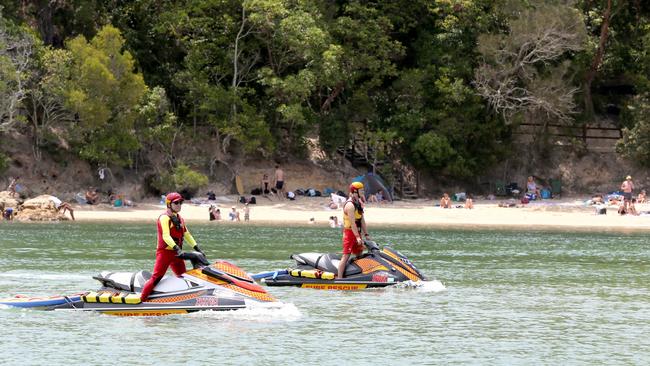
left=93, top=271, right=196, bottom=294
left=291, top=253, right=362, bottom=276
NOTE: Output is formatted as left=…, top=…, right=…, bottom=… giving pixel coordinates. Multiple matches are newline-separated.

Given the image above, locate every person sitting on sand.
left=367, top=193, right=379, bottom=204
left=637, top=190, right=646, bottom=204
left=49, top=195, right=75, bottom=220
left=498, top=199, right=518, bottom=208
left=440, top=193, right=452, bottom=209
left=376, top=189, right=386, bottom=204
left=526, top=176, right=541, bottom=199
left=618, top=198, right=638, bottom=216
left=209, top=205, right=220, bottom=221
left=465, top=194, right=474, bottom=209
left=85, top=187, right=99, bottom=205
left=229, top=206, right=240, bottom=221
left=260, top=173, right=271, bottom=197
left=328, top=198, right=339, bottom=210
left=591, top=194, right=604, bottom=205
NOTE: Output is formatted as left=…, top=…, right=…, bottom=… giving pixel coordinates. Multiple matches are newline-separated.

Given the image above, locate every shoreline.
left=19, top=196, right=650, bottom=233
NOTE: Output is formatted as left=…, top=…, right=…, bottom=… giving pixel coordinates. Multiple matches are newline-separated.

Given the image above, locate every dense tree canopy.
left=1, top=0, right=650, bottom=185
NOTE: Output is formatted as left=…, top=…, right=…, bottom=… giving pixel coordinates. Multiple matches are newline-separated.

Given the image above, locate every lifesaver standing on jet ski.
left=337, top=181, right=372, bottom=279
left=140, top=192, right=205, bottom=301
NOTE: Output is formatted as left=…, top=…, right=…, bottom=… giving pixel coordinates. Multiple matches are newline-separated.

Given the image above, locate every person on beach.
left=229, top=206, right=240, bottom=221
left=7, top=177, right=19, bottom=198
left=140, top=192, right=205, bottom=302
left=85, top=187, right=99, bottom=205
left=621, top=175, right=635, bottom=212
left=273, top=164, right=285, bottom=200
left=637, top=190, right=647, bottom=204
left=260, top=173, right=271, bottom=198
left=1, top=202, right=14, bottom=220
left=465, top=194, right=474, bottom=209
left=243, top=203, right=250, bottom=222
left=440, top=193, right=452, bottom=208
left=376, top=189, right=386, bottom=204
left=526, top=176, right=541, bottom=199
left=338, top=181, right=371, bottom=279
left=48, top=195, right=75, bottom=220
left=209, top=205, right=220, bottom=221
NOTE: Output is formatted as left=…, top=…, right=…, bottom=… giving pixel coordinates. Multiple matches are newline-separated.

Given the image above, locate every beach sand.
left=71, top=196, right=650, bottom=232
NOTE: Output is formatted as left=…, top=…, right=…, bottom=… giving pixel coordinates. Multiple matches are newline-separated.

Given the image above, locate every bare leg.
left=337, top=253, right=350, bottom=279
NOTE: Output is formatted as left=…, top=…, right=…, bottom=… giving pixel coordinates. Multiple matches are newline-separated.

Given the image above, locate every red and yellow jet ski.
left=253, top=241, right=426, bottom=290
left=0, top=252, right=276, bottom=316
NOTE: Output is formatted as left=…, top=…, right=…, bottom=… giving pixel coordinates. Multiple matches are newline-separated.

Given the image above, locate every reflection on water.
left=0, top=223, right=649, bottom=365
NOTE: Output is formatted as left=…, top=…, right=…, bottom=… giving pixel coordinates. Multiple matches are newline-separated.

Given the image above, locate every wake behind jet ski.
left=253, top=241, right=426, bottom=290
left=1, top=252, right=276, bottom=316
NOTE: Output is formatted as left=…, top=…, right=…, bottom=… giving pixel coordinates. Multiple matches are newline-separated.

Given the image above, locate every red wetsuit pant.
left=140, top=249, right=187, bottom=301
left=342, top=229, right=363, bottom=256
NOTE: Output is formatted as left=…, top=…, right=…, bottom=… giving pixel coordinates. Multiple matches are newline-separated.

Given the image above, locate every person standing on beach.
left=243, top=203, right=250, bottom=222
left=337, top=181, right=371, bottom=279
left=273, top=164, right=285, bottom=199
left=7, top=177, right=19, bottom=197
left=621, top=175, right=635, bottom=213
left=140, top=192, right=205, bottom=302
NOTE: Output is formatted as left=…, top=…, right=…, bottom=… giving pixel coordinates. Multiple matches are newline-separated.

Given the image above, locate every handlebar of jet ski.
left=177, top=251, right=211, bottom=269
left=363, top=240, right=380, bottom=252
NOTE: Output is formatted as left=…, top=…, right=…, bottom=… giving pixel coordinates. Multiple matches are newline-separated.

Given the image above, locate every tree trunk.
left=583, top=0, right=612, bottom=117
left=37, top=2, right=55, bottom=45
left=320, top=81, right=345, bottom=112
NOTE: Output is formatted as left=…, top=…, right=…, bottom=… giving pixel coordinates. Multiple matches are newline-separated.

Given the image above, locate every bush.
left=0, top=152, right=9, bottom=175
left=151, top=163, right=208, bottom=197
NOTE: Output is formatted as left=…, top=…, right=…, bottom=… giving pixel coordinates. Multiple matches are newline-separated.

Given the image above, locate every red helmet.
left=349, top=181, right=364, bottom=193
left=165, top=192, right=184, bottom=206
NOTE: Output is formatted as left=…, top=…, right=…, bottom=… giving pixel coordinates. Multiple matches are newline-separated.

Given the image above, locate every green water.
left=1, top=223, right=649, bottom=365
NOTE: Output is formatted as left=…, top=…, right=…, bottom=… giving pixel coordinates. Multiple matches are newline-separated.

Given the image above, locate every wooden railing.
left=515, top=123, right=622, bottom=141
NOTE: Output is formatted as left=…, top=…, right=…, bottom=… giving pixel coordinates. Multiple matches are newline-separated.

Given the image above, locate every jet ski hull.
left=262, top=276, right=395, bottom=289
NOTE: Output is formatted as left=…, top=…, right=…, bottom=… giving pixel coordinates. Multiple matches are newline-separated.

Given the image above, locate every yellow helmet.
left=349, top=181, right=364, bottom=193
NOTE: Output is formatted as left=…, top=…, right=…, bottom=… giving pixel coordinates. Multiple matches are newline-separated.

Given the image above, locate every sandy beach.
left=69, top=196, right=650, bottom=232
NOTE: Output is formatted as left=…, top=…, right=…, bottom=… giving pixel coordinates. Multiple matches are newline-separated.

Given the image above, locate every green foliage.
left=617, top=94, right=650, bottom=166
left=412, top=132, right=455, bottom=170
left=152, top=163, right=209, bottom=196
left=136, top=86, right=177, bottom=147
left=65, top=25, right=147, bottom=165
left=5, top=1, right=650, bottom=185
left=0, top=151, right=9, bottom=174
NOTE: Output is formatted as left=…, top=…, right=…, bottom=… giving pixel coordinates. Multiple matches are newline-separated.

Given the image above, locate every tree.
left=25, top=46, right=75, bottom=160
left=474, top=3, right=586, bottom=126
left=0, top=12, right=35, bottom=131
left=64, top=25, right=148, bottom=166
left=617, top=94, right=650, bottom=165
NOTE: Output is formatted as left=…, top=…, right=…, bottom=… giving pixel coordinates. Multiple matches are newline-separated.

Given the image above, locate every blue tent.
left=352, top=173, right=393, bottom=202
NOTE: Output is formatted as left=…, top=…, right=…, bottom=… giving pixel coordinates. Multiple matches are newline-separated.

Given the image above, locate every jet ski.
left=253, top=241, right=426, bottom=290
left=0, top=252, right=276, bottom=316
